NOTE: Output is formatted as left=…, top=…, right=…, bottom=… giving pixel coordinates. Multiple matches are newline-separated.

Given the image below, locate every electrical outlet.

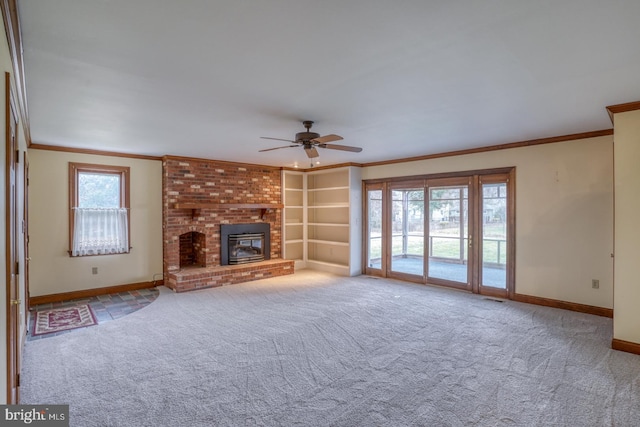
left=592, top=279, right=599, bottom=289
left=92, top=267, right=98, bottom=275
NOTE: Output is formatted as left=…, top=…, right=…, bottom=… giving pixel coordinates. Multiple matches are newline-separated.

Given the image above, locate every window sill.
left=68, top=248, right=132, bottom=257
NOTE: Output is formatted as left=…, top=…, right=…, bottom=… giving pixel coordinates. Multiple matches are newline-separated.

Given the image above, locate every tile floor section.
left=28, top=287, right=159, bottom=341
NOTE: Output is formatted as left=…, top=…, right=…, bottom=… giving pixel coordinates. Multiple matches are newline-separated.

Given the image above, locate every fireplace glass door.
left=228, top=233, right=265, bottom=264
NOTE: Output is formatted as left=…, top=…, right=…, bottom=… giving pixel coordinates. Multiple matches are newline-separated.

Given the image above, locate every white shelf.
left=308, top=206, right=349, bottom=224
left=284, top=239, right=304, bottom=261
left=308, top=186, right=349, bottom=192
left=283, top=170, right=306, bottom=264
left=308, top=187, right=349, bottom=206
left=307, top=204, right=349, bottom=208
left=308, top=223, right=349, bottom=244
left=308, top=234, right=350, bottom=265
left=308, top=239, right=349, bottom=246
left=285, top=172, right=304, bottom=189
left=307, top=222, right=348, bottom=227
left=307, top=169, right=349, bottom=190
left=285, top=189, right=303, bottom=206
left=306, top=260, right=350, bottom=275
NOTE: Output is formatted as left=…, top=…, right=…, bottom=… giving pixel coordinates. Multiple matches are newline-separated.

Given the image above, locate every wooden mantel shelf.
left=173, top=202, right=284, bottom=219
left=173, top=203, right=283, bottom=210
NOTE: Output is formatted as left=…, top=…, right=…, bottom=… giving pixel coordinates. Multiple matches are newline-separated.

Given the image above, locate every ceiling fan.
left=259, top=121, right=362, bottom=159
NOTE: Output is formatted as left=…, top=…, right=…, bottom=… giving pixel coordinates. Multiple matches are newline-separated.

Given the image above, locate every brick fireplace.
left=162, top=156, right=294, bottom=292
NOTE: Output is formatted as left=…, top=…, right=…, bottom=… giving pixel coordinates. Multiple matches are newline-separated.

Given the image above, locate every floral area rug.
left=33, top=305, right=97, bottom=336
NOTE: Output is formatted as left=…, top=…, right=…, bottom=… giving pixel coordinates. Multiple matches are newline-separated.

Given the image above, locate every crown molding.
left=28, top=128, right=614, bottom=170
left=606, top=101, right=640, bottom=124
left=283, top=161, right=364, bottom=172
left=162, top=154, right=282, bottom=170
left=362, top=129, right=613, bottom=168
left=1, top=0, right=31, bottom=145
left=29, top=143, right=163, bottom=161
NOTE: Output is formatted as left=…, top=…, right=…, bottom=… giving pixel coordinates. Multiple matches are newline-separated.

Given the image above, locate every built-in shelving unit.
left=282, top=166, right=362, bottom=276
left=282, top=171, right=306, bottom=268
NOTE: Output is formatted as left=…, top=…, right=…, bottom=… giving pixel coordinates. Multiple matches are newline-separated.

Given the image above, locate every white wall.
left=613, top=109, right=640, bottom=344
left=363, top=136, right=614, bottom=309
left=28, top=150, right=163, bottom=296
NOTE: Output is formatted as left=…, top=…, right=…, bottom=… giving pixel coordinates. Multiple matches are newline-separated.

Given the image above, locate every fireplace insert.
left=220, top=223, right=271, bottom=266
left=228, top=233, right=265, bottom=264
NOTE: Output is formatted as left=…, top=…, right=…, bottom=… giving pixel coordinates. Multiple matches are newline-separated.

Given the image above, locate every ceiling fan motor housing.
left=296, top=131, right=320, bottom=142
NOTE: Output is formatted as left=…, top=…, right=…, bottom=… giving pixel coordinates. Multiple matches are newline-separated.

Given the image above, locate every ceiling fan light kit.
left=260, top=120, right=362, bottom=160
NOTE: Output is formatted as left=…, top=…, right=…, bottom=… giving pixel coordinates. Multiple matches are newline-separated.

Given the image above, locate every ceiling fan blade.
left=312, top=134, right=343, bottom=144
left=260, top=137, right=297, bottom=143
left=318, top=143, right=363, bottom=153
left=259, top=145, right=298, bottom=152
left=305, top=146, right=320, bottom=158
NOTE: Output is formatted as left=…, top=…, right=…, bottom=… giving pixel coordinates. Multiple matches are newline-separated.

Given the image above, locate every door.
left=5, top=71, right=20, bottom=403
left=365, top=183, right=385, bottom=276
left=475, top=174, right=512, bottom=298
left=388, top=183, right=425, bottom=281
left=23, top=152, right=29, bottom=311
left=426, top=178, right=472, bottom=290
left=363, top=169, right=514, bottom=298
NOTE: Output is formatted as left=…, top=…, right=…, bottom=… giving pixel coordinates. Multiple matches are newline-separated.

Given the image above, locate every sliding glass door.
left=365, top=185, right=384, bottom=275
left=363, top=169, right=514, bottom=298
left=477, top=175, right=511, bottom=297
left=389, top=184, right=425, bottom=280
left=427, top=178, right=471, bottom=289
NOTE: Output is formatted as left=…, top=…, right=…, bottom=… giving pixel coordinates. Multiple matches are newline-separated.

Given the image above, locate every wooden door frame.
left=473, top=170, right=516, bottom=299
left=22, top=151, right=28, bottom=312
left=5, top=71, right=20, bottom=403
left=425, top=176, right=474, bottom=292
left=363, top=181, right=388, bottom=277
left=387, top=180, right=426, bottom=284
left=362, top=167, right=515, bottom=299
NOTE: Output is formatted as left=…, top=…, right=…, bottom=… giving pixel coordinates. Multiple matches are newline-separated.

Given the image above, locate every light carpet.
left=21, top=271, right=640, bottom=426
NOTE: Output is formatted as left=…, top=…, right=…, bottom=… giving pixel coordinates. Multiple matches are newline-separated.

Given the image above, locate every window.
left=69, top=163, right=130, bottom=256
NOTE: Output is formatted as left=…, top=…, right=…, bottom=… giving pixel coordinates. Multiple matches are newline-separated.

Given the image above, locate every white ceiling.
left=18, top=0, right=640, bottom=167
